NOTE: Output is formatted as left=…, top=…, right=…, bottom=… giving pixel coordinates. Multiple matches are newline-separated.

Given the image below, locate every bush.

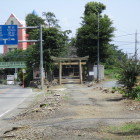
left=118, top=59, right=140, bottom=98
left=132, top=86, right=140, bottom=100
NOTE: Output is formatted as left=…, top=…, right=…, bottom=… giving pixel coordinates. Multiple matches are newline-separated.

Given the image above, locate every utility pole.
left=40, top=25, right=44, bottom=90
left=135, top=30, right=138, bottom=60
left=97, top=12, right=100, bottom=82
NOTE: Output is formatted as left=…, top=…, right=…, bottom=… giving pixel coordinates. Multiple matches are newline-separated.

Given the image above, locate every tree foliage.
left=3, top=49, right=26, bottom=62
left=75, top=2, right=115, bottom=63
left=24, top=11, right=71, bottom=83
left=25, top=13, right=45, bottom=40
left=24, top=27, right=70, bottom=72
left=84, top=2, right=106, bottom=16
left=105, top=44, right=127, bottom=68
left=118, top=59, right=140, bottom=98
left=26, top=13, right=45, bottom=27
left=42, top=12, right=60, bottom=28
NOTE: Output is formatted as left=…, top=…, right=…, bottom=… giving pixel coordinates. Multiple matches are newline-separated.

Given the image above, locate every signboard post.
left=0, top=25, right=18, bottom=45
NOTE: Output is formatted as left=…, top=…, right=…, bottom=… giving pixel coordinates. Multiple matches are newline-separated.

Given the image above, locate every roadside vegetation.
left=107, top=58, right=140, bottom=100
left=103, top=122, right=140, bottom=140
left=104, top=67, right=118, bottom=79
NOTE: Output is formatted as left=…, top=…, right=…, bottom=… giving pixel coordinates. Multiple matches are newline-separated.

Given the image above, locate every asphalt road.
left=0, top=85, right=32, bottom=119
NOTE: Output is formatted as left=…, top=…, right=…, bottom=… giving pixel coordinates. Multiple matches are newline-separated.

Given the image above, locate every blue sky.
left=0, top=0, right=140, bottom=57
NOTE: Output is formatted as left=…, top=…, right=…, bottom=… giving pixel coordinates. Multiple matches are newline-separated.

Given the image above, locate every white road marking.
left=0, top=108, right=13, bottom=118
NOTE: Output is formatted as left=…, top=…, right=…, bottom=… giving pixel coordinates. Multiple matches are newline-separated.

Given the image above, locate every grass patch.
left=104, top=68, right=118, bottom=80
left=103, top=122, right=140, bottom=139
left=121, top=123, right=140, bottom=133
left=63, top=94, right=69, bottom=101
left=110, top=122, right=140, bottom=134
left=135, top=98, right=140, bottom=101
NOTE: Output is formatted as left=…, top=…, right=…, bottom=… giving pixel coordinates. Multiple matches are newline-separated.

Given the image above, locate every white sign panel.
left=89, top=71, right=94, bottom=76
left=7, top=75, right=14, bottom=81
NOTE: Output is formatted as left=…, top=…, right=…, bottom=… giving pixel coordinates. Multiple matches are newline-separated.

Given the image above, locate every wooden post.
left=59, top=61, right=62, bottom=84
left=79, top=60, right=82, bottom=84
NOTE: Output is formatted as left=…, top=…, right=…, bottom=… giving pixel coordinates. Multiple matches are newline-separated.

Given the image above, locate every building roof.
left=32, top=10, right=38, bottom=16
left=5, top=13, right=26, bottom=26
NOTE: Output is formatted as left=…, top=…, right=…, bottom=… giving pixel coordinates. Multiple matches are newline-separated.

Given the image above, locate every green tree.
left=25, top=12, right=71, bottom=83
left=0, top=54, right=4, bottom=62
left=43, top=27, right=70, bottom=81
left=75, top=2, right=115, bottom=64
left=105, top=44, right=127, bottom=68
left=25, top=27, right=70, bottom=82
left=3, top=49, right=26, bottom=62
left=23, top=44, right=39, bottom=86
left=118, top=59, right=140, bottom=98
left=84, top=2, right=106, bottom=15
left=26, top=13, right=45, bottom=27
left=25, top=13, right=45, bottom=40
left=42, top=12, right=60, bottom=28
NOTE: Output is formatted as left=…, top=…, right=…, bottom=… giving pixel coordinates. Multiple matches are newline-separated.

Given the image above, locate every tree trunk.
left=47, top=70, right=53, bottom=82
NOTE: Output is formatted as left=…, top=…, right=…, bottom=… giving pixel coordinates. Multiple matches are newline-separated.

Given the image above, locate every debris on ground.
left=1, top=83, right=140, bottom=140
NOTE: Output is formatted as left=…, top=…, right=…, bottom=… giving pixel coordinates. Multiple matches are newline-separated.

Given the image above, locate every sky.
left=0, top=0, right=140, bottom=57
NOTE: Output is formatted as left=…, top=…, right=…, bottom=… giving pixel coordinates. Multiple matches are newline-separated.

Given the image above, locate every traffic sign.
left=0, top=25, right=18, bottom=45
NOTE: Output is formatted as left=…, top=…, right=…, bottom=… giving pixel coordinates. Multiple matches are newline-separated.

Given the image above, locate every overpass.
left=0, top=61, right=26, bottom=69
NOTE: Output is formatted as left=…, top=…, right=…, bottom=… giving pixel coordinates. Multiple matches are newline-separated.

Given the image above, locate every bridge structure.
left=0, top=61, right=26, bottom=69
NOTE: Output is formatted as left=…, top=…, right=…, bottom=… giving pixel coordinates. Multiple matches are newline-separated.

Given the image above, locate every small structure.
left=52, top=56, right=89, bottom=84
left=93, top=65, right=104, bottom=80
left=7, top=75, right=15, bottom=85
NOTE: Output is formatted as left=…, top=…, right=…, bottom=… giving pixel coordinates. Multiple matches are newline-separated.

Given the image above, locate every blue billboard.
left=0, top=25, right=18, bottom=45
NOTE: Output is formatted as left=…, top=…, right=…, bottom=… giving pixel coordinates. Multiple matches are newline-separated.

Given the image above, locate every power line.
left=120, top=48, right=135, bottom=50
left=115, top=42, right=135, bottom=46
left=112, top=40, right=135, bottom=43
left=114, top=31, right=139, bottom=58
left=115, top=33, right=135, bottom=38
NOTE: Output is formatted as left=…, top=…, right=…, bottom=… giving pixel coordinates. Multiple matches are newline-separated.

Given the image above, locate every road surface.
left=0, top=85, right=32, bottom=119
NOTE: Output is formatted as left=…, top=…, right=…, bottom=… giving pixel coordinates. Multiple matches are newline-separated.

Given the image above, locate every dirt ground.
left=0, top=81, right=140, bottom=140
